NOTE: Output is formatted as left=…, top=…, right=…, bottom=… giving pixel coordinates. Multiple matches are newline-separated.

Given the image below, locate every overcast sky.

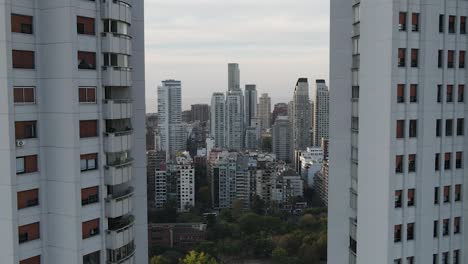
left=144, top=0, right=329, bottom=112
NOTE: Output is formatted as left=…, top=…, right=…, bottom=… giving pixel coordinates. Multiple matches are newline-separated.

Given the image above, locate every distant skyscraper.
left=210, top=93, right=226, bottom=148
left=272, top=102, right=288, bottom=125
left=258, top=93, right=272, bottom=131
left=272, top=116, right=291, bottom=162
left=292, top=78, right=311, bottom=151
left=244, top=84, right=258, bottom=126
left=226, top=90, right=244, bottom=151
left=228, top=63, right=240, bottom=91
left=158, top=80, right=186, bottom=159
left=245, top=117, right=261, bottom=150
left=191, top=104, right=210, bottom=123
left=313, top=80, right=329, bottom=146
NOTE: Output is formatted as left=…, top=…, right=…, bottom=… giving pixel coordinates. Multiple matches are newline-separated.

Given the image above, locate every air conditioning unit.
left=16, top=140, right=26, bottom=147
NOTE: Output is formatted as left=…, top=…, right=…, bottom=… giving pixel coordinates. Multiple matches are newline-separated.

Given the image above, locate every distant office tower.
left=310, top=100, right=314, bottom=145
left=272, top=102, right=289, bottom=126
left=244, top=84, right=258, bottom=126
left=228, top=63, right=240, bottom=91
left=312, top=80, right=329, bottom=146
left=210, top=93, right=226, bottom=148
left=182, top=110, right=192, bottom=123
left=147, top=150, right=167, bottom=208
left=226, top=90, right=245, bottom=151
left=158, top=80, right=186, bottom=159
left=191, top=104, right=210, bottom=123
left=272, top=116, right=292, bottom=162
left=0, top=0, right=148, bottom=262
left=245, top=117, right=261, bottom=150
left=258, top=93, right=272, bottom=131
left=292, top=78, right=311, bottom=151
left=328, top=1, right=468, bottom=263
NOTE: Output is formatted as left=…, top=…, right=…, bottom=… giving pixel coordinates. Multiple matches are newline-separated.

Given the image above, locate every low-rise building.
left=148, top=223, right=207, bottom=251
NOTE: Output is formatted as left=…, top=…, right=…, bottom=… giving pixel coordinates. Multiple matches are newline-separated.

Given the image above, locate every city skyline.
left=144, top=0, right=329, bottom=111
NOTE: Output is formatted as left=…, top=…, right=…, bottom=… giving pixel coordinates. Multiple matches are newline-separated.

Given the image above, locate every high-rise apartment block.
left=329, top=1, right=468, bottom=263
left=228, top=63, right=240, bottom=91
left=312, top=79, right=329, bottom=147
left=272, top=116, right=292, bottom=162
left=272, top=102, right=289, bottom=126
left=191, top=104, right=210, bottom=124
left=292, top=78, right=311, bottom=152
left=0, top=0, right=148, bottom=262
left=244, top=84, right=258, bottom=127
left=258, top=93, right=272, bottom=131
left=210, top=93, right=226, bottom=148
left=226, top=90, right=244, bottom=151
left=158, top=80, right=186, bottom=159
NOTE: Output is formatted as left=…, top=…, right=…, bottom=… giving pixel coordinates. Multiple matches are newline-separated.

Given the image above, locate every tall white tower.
left=0, top=0, right=148, bottom=263
left=226, top=90, right=244, bottom=151
left=210, top=92, right=226, bottom=148
left=313, top=79, right=329, bottom=146
left=329, top=1, right=468, bottom=263
left=228, top=63, right=240, bottom=92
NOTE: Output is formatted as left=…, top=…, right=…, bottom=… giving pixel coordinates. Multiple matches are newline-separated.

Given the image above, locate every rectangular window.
left=447, top=85, right=454, bottom=102
left=11, top=14, right=33, bottom=34
left=411, top=13, right=419, bottom=32
left=435, top=187, right=440, bottom=204
left=449, top=15, right=456, bottom=33
left=352, top=86, right=359, bottom=99
left=79, top=120, right=98, bottom=138
left=394, top=224, right=402, bottom=242
left=16, top=155, right=38, bottom=174
left=445, top=153, right=452, bottom=170
left=448, top=50, right=455, bottom=68
left=454, top=250, right=460, bottom=264
left=456, top=152, right=463, bottom=169
left=83, top=251, right=100, bottom=264
left=455, top=184, right=462, bottom=201
left=14, top=87, right=35, bottom=104
left=461, top=16, right=466, bottom=34
left=408, top=154, right=416, bottom=173
left=77, top=51, right=96, bottom=70
left=438, top=50, right=443, bottom=68
left=396, top=120, right=405, bottom=138
left=17, top=189, right=39, bottom=209
left=397, top=84, right=405, bottom=103
left=395, top=190, right=402, bottom=208
left=12, top=50, right=35, bottom=69
left=457, top=119, right=464, bottom=136
left=460, top=50, right=465, bottom=68
left=77, top=16, right=95, bottom=35
left=454, top=217, right=461, bottom=234
left=409, top=120, right=417, bottom=138
left=81, top=186, right=99, bottom=206
left=411, top=49, right=418, bottom=67
left=439, top=15, right=445, bottom=33
left=437, top=85, right=442, bottom=102
left=396, top=155, right=403, bottom=173
left=82, top=218, right=100, bottom=239
left=19, top=255, right=41, bottom=264
left=407, top=188, right=415, bottom=206
left=15, top=121, right=37, bottom=139
left=443, top=252, right=449, bottom=264
left=443, top=219, right=450, bottom=236
left=434, top=220, right=439, bottom=237
left=435, top=153, right=440, bottom=171
left=410, top=84, right=417, bottom=103
left=446, top=119, right=453, bottom=136
left=80, top=153, right=97, bottom=171
left=18, top=222, right=40, bottom=243
left=407, top=257, right=414, bottom=264
left=398, top=48, right=406, bottom=67
left=407, top=223, right=414, bottom=240
left=436, top=119, right=442, bottom=137
left=395, top=259, right=401, bottom=264
left=444, top=186, right=451, bottom=203
left=459, top=85, right=465, bottom=102
left=79, top=87, right=96, bottom=103
left=399, top=12, right=407, bottom=31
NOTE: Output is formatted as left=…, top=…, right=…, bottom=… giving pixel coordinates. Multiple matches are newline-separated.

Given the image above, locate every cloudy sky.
left=144, top=0, right=329, bottom=112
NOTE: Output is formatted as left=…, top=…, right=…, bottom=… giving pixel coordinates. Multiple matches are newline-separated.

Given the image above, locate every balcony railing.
left=108, top=215, right=134, bottom=233
left=101, top=32, right=132, bottom=55
left=106, top=158, right=134, bottom=169
left=103, top=99, right=132, bottom=120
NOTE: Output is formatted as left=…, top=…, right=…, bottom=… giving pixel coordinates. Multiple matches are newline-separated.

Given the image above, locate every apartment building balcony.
left=102, top=66, right=132, bottom=87
left=103, top=99, right=132, bottom=119
left=101, top=32, right=132, bottom=55
left=101, top=0, right=132, bottom=24
left=106, top=215, right=135, bottom=250
left=105, top=159, right=133, bottom=186
left=104, top=129, right=133, bottom=153
left=105, top=187, right=134, bottom=218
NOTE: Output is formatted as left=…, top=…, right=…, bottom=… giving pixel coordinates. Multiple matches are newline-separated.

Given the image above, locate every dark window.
left=443, top=219, right=450, bottom=236
left=396, top=155, right=403, bottom=173
left=449, top=15, right=456, bottom=33
left=436, top=119, right=442, bottom=137
left=79, top=120, right=98, bottom=138
left=456, top=152, right=463, bottom=169
left=398, top=48, right=406, bottom=67
left=411, top=49, right=418, bottom=67
left=444, top=186, right=451, bottom=203
left=16, top=155, right=38, bottom=174
left=411, top=13, right=419, bottom=32
left=409, top=120, right=417, bottom=138
left=77, top=16, right=95, bottom=35
left=445, top=153, right=452, bottom=170
left=410, top=84, right=417, bottom=103
left=397, top=84, right=405, bottom=103
left=79, top=87, right=96, bottom=103
left=82, top=218, right=100, bottom=239
left=457, top=119, right=464, bottom=136
left=454, top=250, right=460, bottom=264
left=15, top=121, right=37, bottom=139
left=396, top=120, right=405, bottom=138
left=77, top=51, right=96, bottom=70
left=446, top=119, right=453, bottom=136
left=399, top=12, right=407, bottom=31
left=83, top=251, right=100, bottom=264
left=80, top=153, right=98, bottom=171
left=448, top=50, right=455, bottom=68
left=460, top=50, right=465, bottom=68
left=14, top=87, right=35, bottom=104
left=461, top=16, right=466, bottom=34
left=352, top=86, right=359, bottom=99
left=407, top=223, right=414, bottom=240
left=447, top=85, right=453, bottom=102
left=395, top=190, right=402, bottom=208
left=394, top=224, right=402, bottom=242
left=437, top=85, right=442, bottom=103
left=459, top=85, right=465, bottom=102
left=435, top=153, right=440, bottom=171
left=455, top=184, right=462, bottom=201
left=12, top=50, right=35, bottom=69
left=408, top=154, right=416, bottom=173
left=454, top=217, right=461, bottom=234
left=11, top=14, right=33, bottom=34
left=438, top=50, right=443, bottom=68
left=443, top=252, right=449, bottom=264
left=81, top=186, right=99, bottom=206
left=407, top=188, right=415, bottom=206
left=434, top=220, right=439, bottom=238
left=407, top=257, right=414, bottom=264
left=19, top=255, right=41, bottom=264
left=439, top=15, right=445, bottom=33
left=18, top=222, right=40, bottom=243
left=17, top=189, right=39, bottom=209
left=434, top=187, right=439, bottom=204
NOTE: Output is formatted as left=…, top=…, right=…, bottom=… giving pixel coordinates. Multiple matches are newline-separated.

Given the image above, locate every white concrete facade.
left=210, top=93, right=225, bottom=148
left=312, top=80, right=329, bottom=147
left=272, top=116, right=291, bottom=162
left=244, top=84, right=257, bottom=127
left=0, top=0, right=148, bottom=263
left=329, top=0, right=468, bottom=263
